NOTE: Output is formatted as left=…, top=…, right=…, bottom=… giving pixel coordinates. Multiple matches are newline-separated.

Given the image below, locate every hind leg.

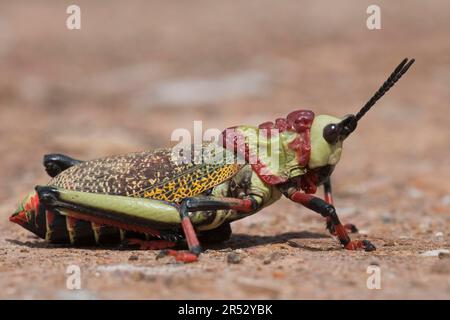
left=157, top=196, right=258, bottom=262
left=43, top=154, right=83, bottom=177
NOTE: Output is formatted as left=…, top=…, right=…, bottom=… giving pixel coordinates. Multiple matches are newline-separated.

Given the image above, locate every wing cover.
left=49, top=145, right=241, bottom=203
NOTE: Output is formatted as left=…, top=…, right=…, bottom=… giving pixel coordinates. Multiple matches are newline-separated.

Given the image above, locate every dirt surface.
left=0, top=1, right=449, bottom=299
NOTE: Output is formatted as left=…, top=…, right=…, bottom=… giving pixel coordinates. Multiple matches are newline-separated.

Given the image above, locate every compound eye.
left=323, top=123, right=340, bottom=144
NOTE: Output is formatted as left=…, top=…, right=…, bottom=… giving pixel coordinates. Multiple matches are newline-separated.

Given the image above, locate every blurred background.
left=0, top=0, right=449, bottom=299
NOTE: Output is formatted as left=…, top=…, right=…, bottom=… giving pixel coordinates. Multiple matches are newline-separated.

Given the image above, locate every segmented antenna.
left=355, top=58, right=415, bottom=121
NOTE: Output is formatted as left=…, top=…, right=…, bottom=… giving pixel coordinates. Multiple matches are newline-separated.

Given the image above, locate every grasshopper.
left=10, top=58, right=414, bottom=263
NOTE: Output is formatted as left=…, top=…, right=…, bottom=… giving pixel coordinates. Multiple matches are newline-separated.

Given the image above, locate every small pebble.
left=358, top=229, right=369, bottom=235
left=419, top=221, right=431, bottom=232
left=381, top=214, right=393, bottom=224
left=128, top=255, right=139, bottom=261
left=435, top=232, right=444, bottom=240
left=441, top=195, right=450, bottom=206
left=420, top=249, right=449, bottom=257
left=383, top=241, right=396, bottom=247
left=369, top=260, right=380, bottom=266
left=287, top=240, right=301, bottom=248
left=438, top=252, right=450, bottom=259
left=227, top=252, right=242, bottom=264
left=264, top=251, right=285, bottom=265
left=431, top=261, right=450, bottom=274
left=407, top=188, right=423, bottom=199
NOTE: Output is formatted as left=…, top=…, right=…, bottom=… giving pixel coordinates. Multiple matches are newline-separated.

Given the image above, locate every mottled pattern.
left=143, top=164, right=240, bottom=202
left=50, top=145, right=241, bottom=204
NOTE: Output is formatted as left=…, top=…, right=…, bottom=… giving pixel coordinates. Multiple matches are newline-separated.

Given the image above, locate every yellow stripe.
left=91, top=222, right=101, bottom=245
left=143, top=164, right=240, bottom=203
left=66, top=216, right=75, bottom=245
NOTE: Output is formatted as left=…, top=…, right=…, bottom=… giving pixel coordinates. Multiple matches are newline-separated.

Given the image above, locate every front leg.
left=323, top=178, right=358, bottom=234
left=288, top=190, right=375, bottom=251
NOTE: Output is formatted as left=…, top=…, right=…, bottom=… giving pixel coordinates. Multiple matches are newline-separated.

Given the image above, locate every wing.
left=49, top=144, right=241, bottom=204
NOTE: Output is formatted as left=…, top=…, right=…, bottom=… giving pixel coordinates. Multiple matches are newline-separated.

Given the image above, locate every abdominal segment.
left=9, top=191, right=182, bottom=246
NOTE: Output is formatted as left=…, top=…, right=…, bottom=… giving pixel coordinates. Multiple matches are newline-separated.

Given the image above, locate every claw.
left=344, top=239, right=376, bottom=251
left=362, top=239, right=376, bottom=252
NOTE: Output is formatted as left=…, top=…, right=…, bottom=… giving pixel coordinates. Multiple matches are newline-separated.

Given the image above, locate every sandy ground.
left=0, top=1, right=449, bottom=299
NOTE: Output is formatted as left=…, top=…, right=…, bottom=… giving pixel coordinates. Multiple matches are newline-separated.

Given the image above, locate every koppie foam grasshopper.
left=10, top=58, right=415, bottom=262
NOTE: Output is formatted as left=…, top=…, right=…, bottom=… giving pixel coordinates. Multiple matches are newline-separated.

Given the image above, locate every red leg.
left=324, top=178, right=358, bottom=234
left=289, top=191, right=375, bottom=251
left=157, top=196, right=258, bottom=263
left=155, top=215, right=200, bottom=263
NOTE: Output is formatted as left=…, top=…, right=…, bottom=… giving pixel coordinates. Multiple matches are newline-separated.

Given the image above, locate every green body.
left=10, top=58, right=415, bottom=252
left=51, top=163, right=281, bottom=232
left=14, top=114, right=343, bottom=244
left=45, top=115, right=341, bottom=233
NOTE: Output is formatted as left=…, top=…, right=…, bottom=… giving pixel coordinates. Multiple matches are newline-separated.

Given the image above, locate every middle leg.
left=158, top=196, right=258, bottom=262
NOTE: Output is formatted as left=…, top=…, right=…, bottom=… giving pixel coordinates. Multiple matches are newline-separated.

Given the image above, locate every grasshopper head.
left=309, top=114, right=344, bottom=169
left=309, top=58, right=415, bottom=169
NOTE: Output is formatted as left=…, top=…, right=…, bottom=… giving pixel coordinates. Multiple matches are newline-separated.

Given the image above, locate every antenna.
left=355, top=58, right=415, bottom=122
